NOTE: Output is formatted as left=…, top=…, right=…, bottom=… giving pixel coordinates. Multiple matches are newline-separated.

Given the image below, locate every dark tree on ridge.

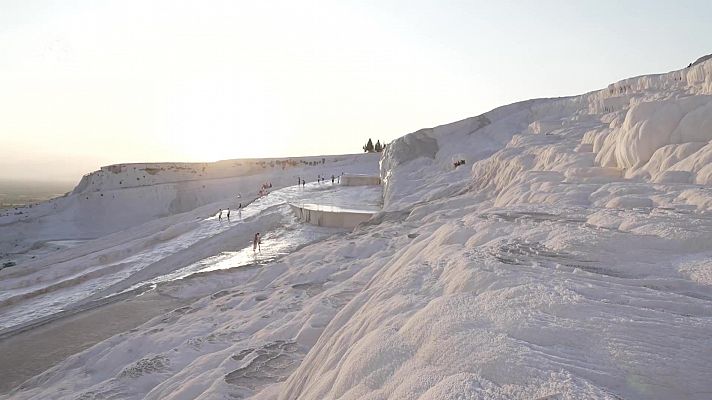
left=363, top=138, right=374, bottom=153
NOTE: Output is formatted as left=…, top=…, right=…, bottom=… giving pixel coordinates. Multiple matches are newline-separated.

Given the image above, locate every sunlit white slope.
left=5, top=58, right=712, bottom=400
left=279, top=58, right=712, bottom=399
left=382, top=57, right=712, bottom=211
left=0, top=154, right=378, bottom=267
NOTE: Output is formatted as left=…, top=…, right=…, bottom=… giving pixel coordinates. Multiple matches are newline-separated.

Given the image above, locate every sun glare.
left=162, top=75, right=288, bottom=162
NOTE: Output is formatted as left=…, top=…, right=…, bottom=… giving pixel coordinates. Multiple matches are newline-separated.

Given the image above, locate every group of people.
left=215, top=205, right=262, bottom=253
left=258, top=182, right=273, bottom=196
left=298, top=173, right=342, bottom=187
left=214, top=183, right=271, bottom=254
left=217, top=203, right=242, bottom=221
left=215, top=172, right=349, bottom=255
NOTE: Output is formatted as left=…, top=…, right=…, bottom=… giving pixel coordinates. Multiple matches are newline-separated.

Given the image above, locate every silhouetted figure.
left=331, top=175, right=335, bottom=184
left=227, top=208, right=231, bottom=220
left=253, top=232, right=261, bottom=252
left=218, top=208, right=222, bottom=221
left=302, top=179, right=306, bottom=187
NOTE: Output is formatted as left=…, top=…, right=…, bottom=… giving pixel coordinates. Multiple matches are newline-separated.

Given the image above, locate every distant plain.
left=0, top=180, right=74, bottom=209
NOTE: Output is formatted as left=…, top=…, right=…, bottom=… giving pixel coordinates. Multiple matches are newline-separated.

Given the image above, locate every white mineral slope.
left=1, top=214, right=400, bottom=399
left=280, top=58, right=712, bottom=399
left=0, top=154, right=377, bottom=267
left=5, top=58, right=712, bottom=399
left=0, top=154, right=379, bottom=333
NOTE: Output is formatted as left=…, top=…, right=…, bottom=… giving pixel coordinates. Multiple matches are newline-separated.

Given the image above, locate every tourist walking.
left=253, top=232, right=261, bottom=252
left=227, top=208, right=231, bottom=220
left=218, top=208, right=222, bottom=221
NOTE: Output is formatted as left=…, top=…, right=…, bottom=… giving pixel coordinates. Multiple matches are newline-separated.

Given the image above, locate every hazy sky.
left=1, top=0, right=710, bottom=183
